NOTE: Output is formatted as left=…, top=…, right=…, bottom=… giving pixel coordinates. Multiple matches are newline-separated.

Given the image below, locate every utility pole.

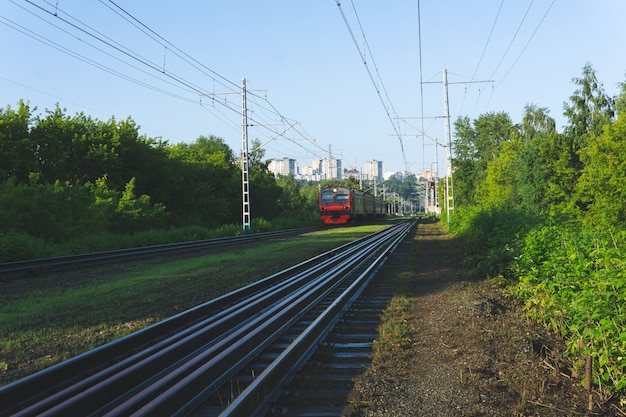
left=207, top=80, right=296, bottom=233
left=241, top=78, right=251, bottom=234
left=394, top=117, right=442, bottom=216
left=443, top=68, right=454, bottom=223
left=419, top=68, right=493, bottom=222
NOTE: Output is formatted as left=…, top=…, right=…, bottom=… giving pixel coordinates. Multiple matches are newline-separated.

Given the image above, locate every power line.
left=459, top=0, right=504, bottom=116
left=488, top=0, right=535, bottom=82
left=417, top=0, right=425, bottom=175
left=334, top=0, right=409, bottom=172
left=23, top=0, right=210, bottom=97
left=7, top=0, right=328, bottom=164
left=493, top=0, right=555, bottom=90
left=0, top=12, right=196, bottom=104
left=103, top=0, right=239, bottom=94
left=484, top=0, right=555, bottom=109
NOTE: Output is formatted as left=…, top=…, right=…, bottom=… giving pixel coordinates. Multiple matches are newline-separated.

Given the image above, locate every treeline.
left=448, top=63, right=626, bottom=395
left=0, top=101, right=320, bottom=261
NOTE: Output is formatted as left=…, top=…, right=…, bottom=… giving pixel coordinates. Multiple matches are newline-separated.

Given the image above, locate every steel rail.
left=0, top=227, right=318, bottom=280
left=0, top=222, right=412, bottom=417
left=0, top=225, right=377, bottom=414
left=116, top=224, right=411, bottom=417
left=220, top=219, right=415, bottom=417
left=5, top=228, right=389, bottom=416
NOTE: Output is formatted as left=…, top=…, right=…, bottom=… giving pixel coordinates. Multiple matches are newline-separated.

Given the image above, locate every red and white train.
left=318, top=185, right=386, bottom=225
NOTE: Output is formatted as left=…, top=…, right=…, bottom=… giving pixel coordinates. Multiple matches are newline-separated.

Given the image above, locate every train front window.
left=321, top=189, right=335, bottom=203
left=336, top=190, right=349, bottom=203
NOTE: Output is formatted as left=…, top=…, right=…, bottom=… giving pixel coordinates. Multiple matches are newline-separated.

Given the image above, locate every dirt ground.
left=350, top=219, right=622, bottom=417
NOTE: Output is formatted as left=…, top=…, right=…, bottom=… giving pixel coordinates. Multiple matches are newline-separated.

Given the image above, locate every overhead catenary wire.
left=5, top=0, right=329, bottom=165
left=102, top=1, right=329, bottom=161
left=0, top=12, right=197, bottom=105
left=334, top=0, right=409, bottom=172
left=484, top=0, right=556, bottom=109
left=22, top=0, right=212, bottom=98
left=6, top=0, right=239, bottom=120
left=417, top=0, right=425, bottom=175
left=488, top=0, right=536, bottom=83
left=459, top=0, right=504, bottom=116
left=103, top=0, right=240, bottom=94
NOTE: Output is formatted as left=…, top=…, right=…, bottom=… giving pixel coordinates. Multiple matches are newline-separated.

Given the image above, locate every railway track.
left=0, top=227, right=318, bottom=281
left=0, top=219, right=416, bottom=417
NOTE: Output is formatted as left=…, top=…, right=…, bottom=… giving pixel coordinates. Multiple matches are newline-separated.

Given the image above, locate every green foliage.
left=299, top=182, right=323, bottom=218
left=575, top=113, right=626, bottom=226
left=476, top=131, right=521, bottom=208
left=165, top=136, right=240, bottom=227
left=0, top=100, right=33, bottom=182
left=249, top=163, right=282, bottom=221
left=513, top=105, right=558, bottom=214
left=275, top=175, right=306, bottom=218
left=563, top=63, right=615, bottom=151
left=113, top=177, right=169, bottom=233
left=0, top=102, right=326, bottom=260
left=513, top=224, right=626, bottom=391
left=448, top=64, right=626, bottom=395
left=452, top=112, right=514, bottom=206
left=251, top=217, right=272, bottom=233
left=448, top=205, right=539, bottom=278
left=385, top=173, right=418, bottom=201
left=0, top=178, right=101, bottom=242
left=0, top=231, right=52, bottom=262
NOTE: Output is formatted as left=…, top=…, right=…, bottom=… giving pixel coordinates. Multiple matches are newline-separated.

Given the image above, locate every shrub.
left=513, top=223, right=626, bottom=392
left=0, top=232, right=54, bottom=262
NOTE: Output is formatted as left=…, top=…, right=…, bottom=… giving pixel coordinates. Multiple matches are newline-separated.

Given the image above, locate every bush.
left=448, top=205, right=540, bottom=278
left=513, top=223, right=626, bottom=392
left=0, top=232, right=54, bottom=262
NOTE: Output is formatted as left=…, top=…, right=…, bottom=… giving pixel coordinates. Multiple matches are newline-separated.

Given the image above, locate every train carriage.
left=318, top=186, right=385, bottom=225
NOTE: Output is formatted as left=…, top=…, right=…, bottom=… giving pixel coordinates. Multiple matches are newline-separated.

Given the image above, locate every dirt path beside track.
left=350, top=219, right=615, bottom=416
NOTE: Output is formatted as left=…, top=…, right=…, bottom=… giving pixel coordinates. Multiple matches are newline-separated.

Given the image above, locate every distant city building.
left=421, top=170, right=437, bottom=181
left=298, top=158, right=343, bottom=181
left=384, top=170, right=413, bottom=180
left=343, top=167, right=360, bottom=180
left=362, top=160, right=383, bottom=182
left=268, top=157, right=298, bottom=177
left=299, top=165, right=321, bottom=181
left=310, top=158, right=342, bottom=180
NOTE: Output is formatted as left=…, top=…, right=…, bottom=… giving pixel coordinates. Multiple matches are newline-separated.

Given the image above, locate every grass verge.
left=0, top=223, right=389, bottom=386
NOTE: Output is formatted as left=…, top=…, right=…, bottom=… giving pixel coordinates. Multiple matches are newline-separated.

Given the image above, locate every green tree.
left=276, top=174, right=306, bottom=218
left=563, top=63, right=615, bottom=153
left=165, top=136, right=239, bottom=227
left=452, top=115, right=479, bottom=205
left=299, top=182, right=322, bottom=219
left=113, top=177, right=169, bottom=233
left=247, top=139, right=282, bottom=221
left=27, top=105, right=130, bottom=186
left=452, top=112, right=514, bottom=206
left=0, top=101, right=34, bottom=182
left=112, top=118, right=170, bottom=203
left=30, top=106, right=94, bottom=184
left=513, top=104, right=558, bottom=213
left=616, top=78, right=626, bottom=116
left=384, top=173, right=417, bottom=201
left=576, top=112, right=626, bottom=226
left=0, top=176, right=102, bottom=242
left=549, top=63, right=616, bottom=215
left=476, top=131, right=520, bottom=208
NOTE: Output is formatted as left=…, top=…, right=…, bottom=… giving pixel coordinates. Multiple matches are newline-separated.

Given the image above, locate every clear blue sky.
left=2, top=1, right=625, bottom=176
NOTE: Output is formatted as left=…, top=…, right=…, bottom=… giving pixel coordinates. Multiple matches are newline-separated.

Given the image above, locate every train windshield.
left=336, top=190, right=349, bottom=203
left=321, top=188, right=349, bottom=203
